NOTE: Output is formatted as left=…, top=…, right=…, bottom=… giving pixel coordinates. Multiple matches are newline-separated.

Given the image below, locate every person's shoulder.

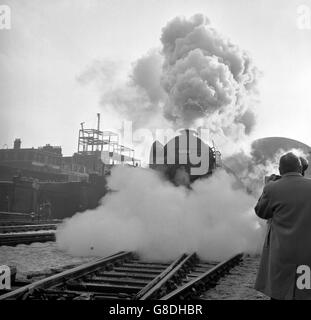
left=297, top=177, right=311, bottom=193
left=278, top=175, right=311, bottom=187
left=263, top=180, right=276, bottom=193
left=264, top=177, right=286, bottom=193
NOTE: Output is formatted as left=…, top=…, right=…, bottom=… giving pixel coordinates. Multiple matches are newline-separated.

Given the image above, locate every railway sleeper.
left=112, top=267, right=163, bottom=274
left=66, top=280, right=142, bottom=294
left=44, top=288, right=134, bottom=300
left=83, top=276, right=150, bottom=287
left=121, top=263, right=167, bottom=270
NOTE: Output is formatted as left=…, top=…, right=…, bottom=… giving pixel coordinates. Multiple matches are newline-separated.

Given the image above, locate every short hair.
left=279, top=152, right=302, bottom=175
left=300, top=157, right=309, bottom=176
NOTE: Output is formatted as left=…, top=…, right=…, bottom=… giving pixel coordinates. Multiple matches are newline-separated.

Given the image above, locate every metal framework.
left=77, top=114, right=141, bottom=167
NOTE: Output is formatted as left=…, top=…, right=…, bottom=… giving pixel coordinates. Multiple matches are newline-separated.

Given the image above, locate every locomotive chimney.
left=14, top=138, right=21, bottom=149
left=180, top=129, right=198, bottom=137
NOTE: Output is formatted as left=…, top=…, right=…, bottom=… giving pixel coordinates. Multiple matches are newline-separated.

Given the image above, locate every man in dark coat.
left=255, top=152, right=311, bottom=299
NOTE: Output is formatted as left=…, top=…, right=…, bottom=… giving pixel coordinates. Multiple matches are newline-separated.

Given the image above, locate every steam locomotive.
left=149, top=129, right=221, bottom=186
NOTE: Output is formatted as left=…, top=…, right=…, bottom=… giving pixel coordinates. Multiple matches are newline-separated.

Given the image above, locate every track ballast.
left=0, top=251, right=243, bottom=300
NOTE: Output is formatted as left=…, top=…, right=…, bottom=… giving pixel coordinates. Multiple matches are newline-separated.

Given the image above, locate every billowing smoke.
left=131, top=50, right=166, bottom=105
left=224, top=147, right=309, bottom=196
left=101, top=50, right=168, bottom=130
left=78, top=50, right=168, bottom=130
left=160, top=14, right=259, bottom=137
left=77, top=59, right=122, bottom=87
left=60, top=14, right=266, bottom=261
left=57, top=166, right=262, bottom=261
left=77, top=14, right=259, bottom=147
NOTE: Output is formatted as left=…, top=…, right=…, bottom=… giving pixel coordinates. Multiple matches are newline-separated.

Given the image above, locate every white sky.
left=1, top=0, right=311, bottom=155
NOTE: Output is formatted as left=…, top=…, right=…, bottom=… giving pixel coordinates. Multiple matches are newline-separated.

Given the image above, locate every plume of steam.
left=160, top=14, right=259, bottom=137
left=57, top=166, right=262, bottom=261
left=224, top=147, right=310, bottom=196
left=78, top=51, right=167, bottom=130
left=101, top=50, right=167, bottom=129
left=62, top=14, right=267, bottom=261
left=77, top=14, right=259, bottom=148
left=77, top=59, right=122, bottom=87
left=131, top=50, right=166, bottom=104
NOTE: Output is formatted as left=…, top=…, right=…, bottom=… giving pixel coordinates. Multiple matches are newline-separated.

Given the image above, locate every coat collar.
left=281, top=172, right=302, bottom=177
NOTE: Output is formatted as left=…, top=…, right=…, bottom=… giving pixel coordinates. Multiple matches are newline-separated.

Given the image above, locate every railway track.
left=0, top=224, right=57, bottom=234
left=0, top=232, right=56, bottom=246
left=0, top=222, right=58, bottom=246
left=0, top=251, right=243, bottom=300
left=0, top=220, right=61, bottom=226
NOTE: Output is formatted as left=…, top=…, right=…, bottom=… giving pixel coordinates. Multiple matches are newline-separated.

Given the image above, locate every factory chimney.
left=14, top=138, right=21, bottom=149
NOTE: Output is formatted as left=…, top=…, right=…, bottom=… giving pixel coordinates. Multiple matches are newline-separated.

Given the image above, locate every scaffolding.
left=77, top=114, right=141, bottom=167
left=211, top=140, right=222, bottom=168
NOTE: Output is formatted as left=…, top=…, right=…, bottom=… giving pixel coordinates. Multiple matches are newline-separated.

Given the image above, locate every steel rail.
left=139, top=252, right=198, bottom=300
left=160, top=252, right=244, bottom=300
left=0, top=224, right=57, bottom=233
left=134, top=253, right=187, bottom=300
left=0, top=232, right=56, bottom=246
left=0, top=251, right=132, bottom=300
left=1, top=252, right=244, bottom=300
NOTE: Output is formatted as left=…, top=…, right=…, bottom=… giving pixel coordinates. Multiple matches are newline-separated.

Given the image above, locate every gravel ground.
left=0, top=243, right=268, bottom=299
left=201, top=255, right=269, bottom=300
left=0, top=242, right=97, bottom=280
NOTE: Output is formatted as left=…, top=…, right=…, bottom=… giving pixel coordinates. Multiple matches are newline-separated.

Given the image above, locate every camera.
left=264, top=174, right=281, bottom=185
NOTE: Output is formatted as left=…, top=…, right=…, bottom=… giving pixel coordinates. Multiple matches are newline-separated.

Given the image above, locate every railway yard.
left=0, top=218, right=267, bottom=300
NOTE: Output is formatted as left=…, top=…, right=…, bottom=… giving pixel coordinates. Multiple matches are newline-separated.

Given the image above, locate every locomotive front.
left=149, top=129, right=220, bottom=186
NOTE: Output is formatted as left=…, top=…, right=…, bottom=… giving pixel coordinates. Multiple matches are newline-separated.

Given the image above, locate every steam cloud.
left=224, top=148, right=309, bottom=196
left=161, top=14, right=259, bottom=135
left=59, top=14, right=266, bottom=261
left=57, top=166, right=262, bottom=261
left=78, top=50, right=168, bottom=130
left=78, top=14, right=259, bottom=143
left=57, top=148, right=308, bottom=260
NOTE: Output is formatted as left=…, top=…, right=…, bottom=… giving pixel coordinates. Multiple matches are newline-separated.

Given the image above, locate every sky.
left=1, top=0, right=311, bottom=156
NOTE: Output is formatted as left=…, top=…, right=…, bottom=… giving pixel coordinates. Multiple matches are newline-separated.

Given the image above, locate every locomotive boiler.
left=149, top=129, right=221, bottom=186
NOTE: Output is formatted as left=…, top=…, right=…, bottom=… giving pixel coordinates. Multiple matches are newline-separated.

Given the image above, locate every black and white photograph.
left=1, top=0, right=311, bottom=311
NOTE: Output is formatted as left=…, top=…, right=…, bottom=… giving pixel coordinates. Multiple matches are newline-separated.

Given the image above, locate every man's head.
left=279, top=152, right=302, bottom=175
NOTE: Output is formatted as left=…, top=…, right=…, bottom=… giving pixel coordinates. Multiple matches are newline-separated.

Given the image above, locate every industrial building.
left=0, top=114, right=140, bottom=219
